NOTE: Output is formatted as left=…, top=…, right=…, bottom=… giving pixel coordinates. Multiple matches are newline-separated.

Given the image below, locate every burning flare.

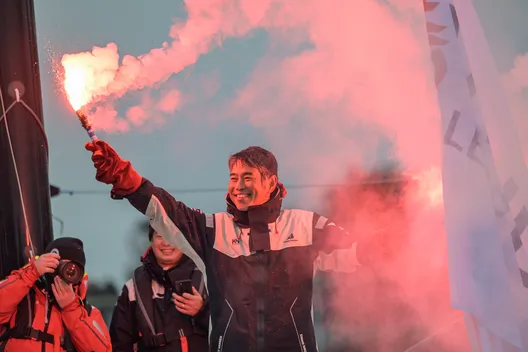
left=62, top=51, right=106, bottom=141
left=63, top=65, right=90, bottom=111
left=61, top=43, right=119, bottom=111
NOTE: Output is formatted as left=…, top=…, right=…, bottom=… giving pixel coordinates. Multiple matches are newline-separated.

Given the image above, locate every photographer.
left=0, top=237, right=111, bottom=352
left=110, top=227, right=209, bottom=352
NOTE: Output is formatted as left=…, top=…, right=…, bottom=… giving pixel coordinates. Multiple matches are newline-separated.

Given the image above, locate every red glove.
left=84, top=140, right=142, bottom=196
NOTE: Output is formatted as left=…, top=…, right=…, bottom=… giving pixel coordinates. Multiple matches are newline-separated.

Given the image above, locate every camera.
left=55, top=261, right=84, bottom=285
left=38, top=260, right=84, bottom=295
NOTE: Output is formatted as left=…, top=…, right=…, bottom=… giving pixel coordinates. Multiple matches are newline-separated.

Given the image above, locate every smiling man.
left=229, top=150, right=274, bottom=210
left=85, top=141, right=376, bottom=352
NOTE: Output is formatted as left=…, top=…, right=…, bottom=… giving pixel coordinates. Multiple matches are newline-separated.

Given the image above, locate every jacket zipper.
left=256, top=251, right=267, bottom=352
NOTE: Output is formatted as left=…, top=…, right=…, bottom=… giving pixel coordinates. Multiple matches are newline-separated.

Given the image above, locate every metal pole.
left=0, top=0, right=53, bottom=278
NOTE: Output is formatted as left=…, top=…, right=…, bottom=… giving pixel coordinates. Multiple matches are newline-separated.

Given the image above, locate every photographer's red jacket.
left=0, top=261, right=111, bottom=352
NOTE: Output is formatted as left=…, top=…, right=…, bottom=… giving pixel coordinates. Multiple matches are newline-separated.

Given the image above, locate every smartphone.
left=174, top=279, right=193, bottom=295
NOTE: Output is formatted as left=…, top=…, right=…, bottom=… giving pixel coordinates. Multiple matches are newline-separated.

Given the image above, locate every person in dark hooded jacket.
left=110, top=226, right=209, bottom=352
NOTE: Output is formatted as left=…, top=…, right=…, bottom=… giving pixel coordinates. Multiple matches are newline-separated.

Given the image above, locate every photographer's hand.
left=51, top=276, right=77, bottom=309
left=34, top=253, right=60, bottom=276
left=173, top=287, right=203, bottom=316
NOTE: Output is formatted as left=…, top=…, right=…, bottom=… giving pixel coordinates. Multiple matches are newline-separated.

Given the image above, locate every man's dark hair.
left=228, top=146, right=278, bottom=178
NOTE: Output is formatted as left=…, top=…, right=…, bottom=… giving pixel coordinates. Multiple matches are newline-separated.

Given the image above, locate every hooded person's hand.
left=172, top=287, right=204, bottom=316
left=51, top=276, right=77, bottom=309
left=34, top=253, right=60, bottom=276
left=85, top=140, right=142, bottom=196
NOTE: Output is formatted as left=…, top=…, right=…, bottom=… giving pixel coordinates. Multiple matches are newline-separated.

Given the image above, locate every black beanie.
left=44, top=237, right=86, bottom=269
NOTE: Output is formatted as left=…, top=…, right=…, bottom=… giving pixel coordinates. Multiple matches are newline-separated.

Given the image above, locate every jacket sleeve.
left=0, top=263, right=40, bottom=323
left=312, top=212, right=386, bottom=268
left=109, top=284, right=139, bottom=352
left=312, top=213, right=357, bottom=252
left=123, top=178, right=209, bottom=266
left=311, top=213, right=365, bottom=270
left=61, top=300, right=111, bottom=352
left=193, top=302, right=210, bottom=333
left=191, top=288, right=210, bottom=333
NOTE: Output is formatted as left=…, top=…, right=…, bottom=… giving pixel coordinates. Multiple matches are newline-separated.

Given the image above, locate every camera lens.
left=64, top=263, right=77, bottom=277
left=58, top=262, right=83, bottom=284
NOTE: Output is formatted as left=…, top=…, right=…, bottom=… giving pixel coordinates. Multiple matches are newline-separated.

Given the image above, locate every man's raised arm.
left=85, top=140, right=209, bottom=263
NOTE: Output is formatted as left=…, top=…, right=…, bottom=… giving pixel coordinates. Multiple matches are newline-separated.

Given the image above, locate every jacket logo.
left=284, top=233, right=297, bottom=243
left=232, top=234, right=242, bottom=245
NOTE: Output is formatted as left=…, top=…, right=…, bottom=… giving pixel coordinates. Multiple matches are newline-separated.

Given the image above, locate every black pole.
left=0, top=0, right=53, bottom=278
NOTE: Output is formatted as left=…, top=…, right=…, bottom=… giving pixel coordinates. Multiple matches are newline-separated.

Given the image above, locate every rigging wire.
left=0, top=86, right=37, bottom=258
left=0, top=99, right=49, bottom=156
left=52, top=214, right=65, bottom=236
left=55, top=177, right=410, bottom=196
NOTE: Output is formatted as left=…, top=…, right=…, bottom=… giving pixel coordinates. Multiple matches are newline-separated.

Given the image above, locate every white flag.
left=422, top=1, right=528, bottom=350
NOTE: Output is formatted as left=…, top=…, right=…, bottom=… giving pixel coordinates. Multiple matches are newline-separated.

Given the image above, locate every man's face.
left=228, top=160, right=277, bottom=211
left=151, top=233, right=182, bottom=268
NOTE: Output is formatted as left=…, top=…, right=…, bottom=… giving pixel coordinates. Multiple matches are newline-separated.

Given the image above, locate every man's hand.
left=34, top=253, right=60, bottom=276
left=173, top=287, right=203, bottom=316
left=84, top=140, right=142, bottom=196
left=51, top=276, right=77, bottom=309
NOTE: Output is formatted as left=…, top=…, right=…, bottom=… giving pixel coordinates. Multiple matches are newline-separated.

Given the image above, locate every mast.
left=0, top=0, right=53, bottom=278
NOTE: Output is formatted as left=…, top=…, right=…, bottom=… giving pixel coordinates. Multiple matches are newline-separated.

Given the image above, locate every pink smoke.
left=60, top=0, right=270, bottom=131
left=230, top=0, right=441, bottom=185
left=58, top=1, right=525, bottom=349
left=61, top=1, right=441, bottom=173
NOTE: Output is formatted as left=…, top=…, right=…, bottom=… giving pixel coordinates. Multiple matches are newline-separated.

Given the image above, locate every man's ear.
left=269, top=175, right=278, bottom=191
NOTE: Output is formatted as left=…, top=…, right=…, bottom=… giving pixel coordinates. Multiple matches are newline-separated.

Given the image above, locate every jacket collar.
left=225, top=183, right=286, bottom=252
left=225, top=184, right=285, bottom=227
left=141, top=247, right=190, bottom=285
